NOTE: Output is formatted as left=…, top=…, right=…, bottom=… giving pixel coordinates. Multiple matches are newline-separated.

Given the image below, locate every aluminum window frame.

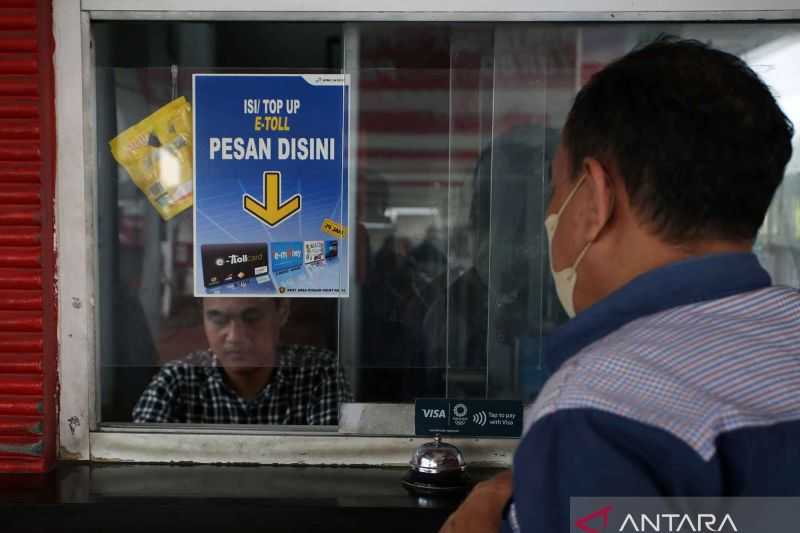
left=56, top=0, right=800, bottom=464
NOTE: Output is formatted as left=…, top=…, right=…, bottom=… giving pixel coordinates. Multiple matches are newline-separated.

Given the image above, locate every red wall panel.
left=0, top=0, right=56, bottom=474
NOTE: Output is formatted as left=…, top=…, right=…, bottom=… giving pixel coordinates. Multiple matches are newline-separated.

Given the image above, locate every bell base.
left=401, top=469, right=471, bottom=496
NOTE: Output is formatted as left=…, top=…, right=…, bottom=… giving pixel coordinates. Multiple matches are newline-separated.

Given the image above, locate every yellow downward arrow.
left=243, top=171, right=302, bottom=227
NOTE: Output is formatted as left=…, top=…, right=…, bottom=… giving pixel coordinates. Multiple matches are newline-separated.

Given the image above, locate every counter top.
left=0, top=463, right=503, bottom=532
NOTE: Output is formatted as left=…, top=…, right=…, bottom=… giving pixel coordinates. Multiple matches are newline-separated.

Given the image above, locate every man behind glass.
left=133, top=297, right=351, bottom=424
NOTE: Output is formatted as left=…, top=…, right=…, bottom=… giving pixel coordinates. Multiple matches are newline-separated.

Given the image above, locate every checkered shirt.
left=132, top=344, right=351, bottom=425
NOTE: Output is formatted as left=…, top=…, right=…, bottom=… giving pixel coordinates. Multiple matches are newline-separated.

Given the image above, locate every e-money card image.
left=271, top=241, right=304, bottom=273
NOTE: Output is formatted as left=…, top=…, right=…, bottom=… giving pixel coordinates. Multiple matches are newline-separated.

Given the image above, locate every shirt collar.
left=545, top=252, right=772, bottom=373
left=207, top=350, right=286, bottom=400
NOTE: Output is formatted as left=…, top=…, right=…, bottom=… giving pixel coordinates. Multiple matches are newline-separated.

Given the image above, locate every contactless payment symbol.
left=472, top=411, right=487, bottom=426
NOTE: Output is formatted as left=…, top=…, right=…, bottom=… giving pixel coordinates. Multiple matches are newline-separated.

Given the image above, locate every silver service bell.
left=402, top=434, right=472, bottom=495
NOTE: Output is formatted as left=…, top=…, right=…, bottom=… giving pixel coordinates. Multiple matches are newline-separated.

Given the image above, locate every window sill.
left=86, top=430, right=517, bottom=466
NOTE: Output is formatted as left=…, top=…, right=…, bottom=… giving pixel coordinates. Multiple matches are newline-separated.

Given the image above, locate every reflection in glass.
left=745, top=35, right=800, bottom=287
left=94, top=20, right=800, bottom=427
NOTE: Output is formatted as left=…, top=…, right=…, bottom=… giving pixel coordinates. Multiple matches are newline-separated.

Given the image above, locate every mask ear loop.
left=554, top=173, right=591, bottom=275
left=573, top=173, right=617, bottom=277
left=570, top=240, right=592, bottom=274
left=556, top=174, right=588, bottom=218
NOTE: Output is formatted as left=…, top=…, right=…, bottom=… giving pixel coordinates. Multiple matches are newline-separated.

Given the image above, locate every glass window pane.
left=94, top=20, right=800, bottom=431
left=351, top=24, right=453, bottom=402
left=95, top=22, right=349, bottom=425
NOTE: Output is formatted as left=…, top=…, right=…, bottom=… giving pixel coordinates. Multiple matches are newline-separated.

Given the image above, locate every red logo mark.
left=575, top=505, right=614, bottom=533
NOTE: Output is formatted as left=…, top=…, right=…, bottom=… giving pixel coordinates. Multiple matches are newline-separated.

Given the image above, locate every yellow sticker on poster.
left=109, top=96, right=194, bottom=221
left=321, top=218, right=347, bottom=239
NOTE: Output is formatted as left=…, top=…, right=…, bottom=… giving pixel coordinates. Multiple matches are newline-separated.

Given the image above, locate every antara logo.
left=422, top=409, right=446, bottom=418
left=576, top=505, right=613, bottom=533
left=618, top=514, right=737, bottom=532
left=575, top=506, right=738, bottom=533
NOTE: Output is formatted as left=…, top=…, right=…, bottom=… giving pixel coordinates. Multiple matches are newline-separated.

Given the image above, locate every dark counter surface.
left=0, top=463, right=503, bottom=533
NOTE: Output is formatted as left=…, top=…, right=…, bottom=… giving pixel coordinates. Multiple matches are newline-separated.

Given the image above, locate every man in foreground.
left=441, top=37, right=799, bottom=532
left=133, top=297, right=351, bottom=424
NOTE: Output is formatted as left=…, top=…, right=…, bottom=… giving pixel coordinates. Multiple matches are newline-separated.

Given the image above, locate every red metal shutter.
left=0, top=0, right=57, bottom=474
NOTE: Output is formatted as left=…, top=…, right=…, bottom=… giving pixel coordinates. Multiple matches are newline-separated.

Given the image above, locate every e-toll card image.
left=201, top=243, right=269, bottom=288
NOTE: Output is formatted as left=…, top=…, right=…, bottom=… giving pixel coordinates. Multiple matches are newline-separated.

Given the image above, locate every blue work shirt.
left=504, top=253, right=800, bottom=533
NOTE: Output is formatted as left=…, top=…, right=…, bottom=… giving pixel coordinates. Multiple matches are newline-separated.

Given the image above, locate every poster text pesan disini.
left=208, top=97, right=336, bottom=161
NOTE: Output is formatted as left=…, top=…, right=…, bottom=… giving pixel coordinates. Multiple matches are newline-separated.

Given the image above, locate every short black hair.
left=563, top=36, right=794, bottom=243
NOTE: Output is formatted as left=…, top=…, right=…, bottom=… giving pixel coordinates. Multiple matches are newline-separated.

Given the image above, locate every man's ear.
left=277, top=299, right=291, bottom=327
left=581, top=157, right=615, bottom=242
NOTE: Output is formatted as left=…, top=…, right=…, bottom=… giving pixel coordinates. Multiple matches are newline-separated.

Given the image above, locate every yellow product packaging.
left=109, top=96, right=194, bottom=221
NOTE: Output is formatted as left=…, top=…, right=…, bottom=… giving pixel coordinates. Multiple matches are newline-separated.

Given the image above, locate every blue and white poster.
left=192, top=74, right=350, bottom=297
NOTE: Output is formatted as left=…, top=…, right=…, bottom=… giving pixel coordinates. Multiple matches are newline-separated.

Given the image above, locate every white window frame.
left=56, top=0, right=800, bottom=464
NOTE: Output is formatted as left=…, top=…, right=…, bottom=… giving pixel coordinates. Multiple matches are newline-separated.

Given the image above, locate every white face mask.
left=545, top=175, right=591, bottom=318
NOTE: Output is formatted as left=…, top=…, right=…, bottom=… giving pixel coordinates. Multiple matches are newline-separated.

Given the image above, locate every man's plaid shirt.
left=132, top=345, right=351, bottom=424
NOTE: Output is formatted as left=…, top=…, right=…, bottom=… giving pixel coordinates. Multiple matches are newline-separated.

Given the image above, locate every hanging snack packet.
left=109, top=96, right=194, bottom=221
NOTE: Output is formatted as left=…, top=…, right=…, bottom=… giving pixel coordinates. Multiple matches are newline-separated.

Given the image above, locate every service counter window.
left=94, top=22, right=352, bottom=426
left=90, top=20, right=800, bottom=436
